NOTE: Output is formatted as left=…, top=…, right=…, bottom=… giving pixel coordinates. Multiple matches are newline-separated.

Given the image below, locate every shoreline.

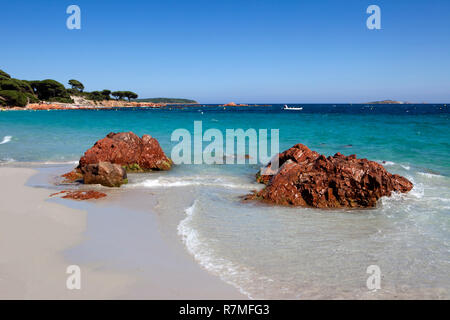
left=0, top=165, right=247, bottom=299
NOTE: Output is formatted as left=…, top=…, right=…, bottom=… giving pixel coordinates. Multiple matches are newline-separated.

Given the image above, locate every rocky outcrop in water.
left=62, top=132, right=171, bottom=188
left=223, top=102, right=238, bottom=107
left=78, top=132, right=172, bottom=171
left=249, top=143, right=413, bottom=208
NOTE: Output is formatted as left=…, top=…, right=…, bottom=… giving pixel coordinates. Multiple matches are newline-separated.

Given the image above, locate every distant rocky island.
left=365, top=100, right=405, bottom=104
left=222, top=102, right=249, bottom=107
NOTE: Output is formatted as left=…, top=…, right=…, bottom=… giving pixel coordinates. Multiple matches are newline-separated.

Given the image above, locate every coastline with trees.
left=0, top=69, right=197, bottom=110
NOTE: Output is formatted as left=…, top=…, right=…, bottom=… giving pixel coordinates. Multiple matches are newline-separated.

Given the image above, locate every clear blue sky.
left=1, top=0, right=449, bottom=103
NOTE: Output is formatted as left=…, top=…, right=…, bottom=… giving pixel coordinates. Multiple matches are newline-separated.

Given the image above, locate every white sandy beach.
left=0, top=167, right=246, bottom=299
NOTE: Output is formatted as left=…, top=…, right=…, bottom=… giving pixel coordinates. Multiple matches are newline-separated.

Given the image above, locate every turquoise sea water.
left=1, top=104, right=449, bottom=298
left=0, top=105, right=449, bottom=174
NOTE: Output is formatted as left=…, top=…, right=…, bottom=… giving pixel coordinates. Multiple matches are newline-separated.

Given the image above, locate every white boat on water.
left=283, top=105, right=303, bottom=110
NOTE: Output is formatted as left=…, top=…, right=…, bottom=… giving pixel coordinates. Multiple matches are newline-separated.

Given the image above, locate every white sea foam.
left=42, top=160, right=79, bottom=165
left=376, top=160, right=412, bottom=171
left=0, top=158, right=15, bottom=163
left=417, top=172, right=444, bottom=179
left=407, top=177, right=425, bottom=199
left=133, top=175, right=258, bottom=190
left=0, top=136, right=12, bottom=144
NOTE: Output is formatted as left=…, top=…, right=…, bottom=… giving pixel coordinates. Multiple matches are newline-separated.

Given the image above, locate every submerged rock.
left=249, top=143, right=413, bottom=208
left=78, top=131, right=172, bottom=171
left=81, top=161, right=128, bottom=187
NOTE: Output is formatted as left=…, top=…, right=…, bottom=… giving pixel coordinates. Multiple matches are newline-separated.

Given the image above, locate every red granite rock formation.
left=78, top=132, right=172, bottom=171
left=251, top=143, right=413, bottom=208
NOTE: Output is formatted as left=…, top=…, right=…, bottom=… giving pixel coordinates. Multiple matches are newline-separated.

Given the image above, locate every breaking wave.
left=417, top=172, right=445, bottom=179
left=0, top=158, right=15, bottom=164
left=133, top=175, right=258, bottom=190
left=177, top=200, right=273, bottom=299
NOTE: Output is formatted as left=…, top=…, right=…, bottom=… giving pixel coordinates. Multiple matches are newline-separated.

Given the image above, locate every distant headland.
left=0, top=69, right=197, bottom=109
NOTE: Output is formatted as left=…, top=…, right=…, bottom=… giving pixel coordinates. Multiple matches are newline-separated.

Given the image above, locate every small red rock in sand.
left=50, top=190, right=107, bottom=200
left=61, top=169, right=83, bottom=182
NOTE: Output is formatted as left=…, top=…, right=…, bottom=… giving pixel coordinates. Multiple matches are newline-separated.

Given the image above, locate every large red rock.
left=251, top=143, right=413, bottom=208
left=78, top=132, right=172, bottom=171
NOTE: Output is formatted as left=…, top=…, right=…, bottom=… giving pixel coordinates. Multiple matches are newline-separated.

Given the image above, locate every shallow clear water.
left=1, top=104, right=449, bottom=298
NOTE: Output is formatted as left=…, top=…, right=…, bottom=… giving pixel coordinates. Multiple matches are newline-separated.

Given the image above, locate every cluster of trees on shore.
left=67, top=79, right=138, bottom=102
left=0, top=69, right=138, bottom=107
